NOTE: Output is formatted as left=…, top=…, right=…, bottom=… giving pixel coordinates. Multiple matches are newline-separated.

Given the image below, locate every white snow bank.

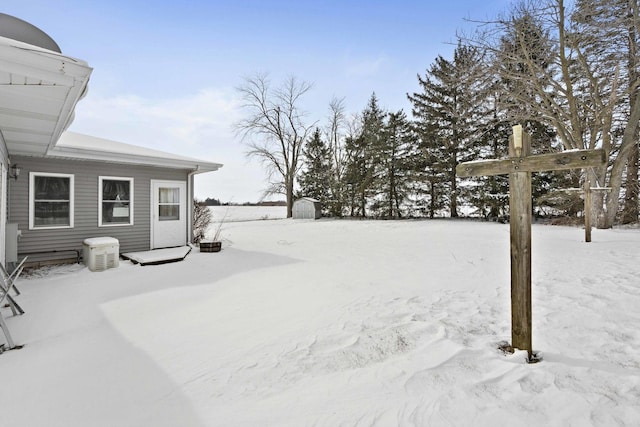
left=1, top=219, right=639, bottom=426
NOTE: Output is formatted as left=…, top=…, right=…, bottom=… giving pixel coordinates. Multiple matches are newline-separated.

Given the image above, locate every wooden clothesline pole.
left=584, top=179, right=592, bottom=243
left=456, top=125, right=607, bottom=361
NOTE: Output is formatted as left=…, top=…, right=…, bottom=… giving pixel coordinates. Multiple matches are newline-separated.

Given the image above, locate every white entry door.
left=151, top=180, right=187, bottom=249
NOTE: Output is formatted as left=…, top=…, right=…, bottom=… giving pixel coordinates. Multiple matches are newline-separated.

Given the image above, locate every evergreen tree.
left=299, top=128, right=333, bottom=212
left=467, top=92, right=510, bottom=219
left=343, top=134, right=361, bottom=216
left=375, top=110, right=416, bottom=218
left=408, top=110, right=448, bottom=218
left=344, top=93, right=386, bottom=217
left=344, top=133, right=370, bottom=217
left=408, top=44, right=486, bottom=217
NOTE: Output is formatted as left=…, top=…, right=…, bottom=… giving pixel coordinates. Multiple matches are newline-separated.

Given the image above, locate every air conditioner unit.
left=83, top=237, right=119, bottom=272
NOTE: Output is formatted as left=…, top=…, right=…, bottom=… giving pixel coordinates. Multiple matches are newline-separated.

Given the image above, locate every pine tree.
left=408, top=44, right=485, bottom=217
left=467, top=94, right=511, bottom=219
left=375, top=110, right=416, bottom=218
left=299, top=128, right=333, bottom=213
left=344, top=93, right=386, bottom=217
left=407, top=109, right=448, bottom=218
left=344, top=133, right=369, bottom=217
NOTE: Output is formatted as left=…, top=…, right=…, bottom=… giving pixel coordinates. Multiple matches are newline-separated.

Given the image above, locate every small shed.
left=292, top=197, right=322, bottom=219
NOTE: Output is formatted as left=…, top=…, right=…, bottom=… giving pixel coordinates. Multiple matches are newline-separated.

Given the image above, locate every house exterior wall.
left=9, top=155, right=190, bottom=264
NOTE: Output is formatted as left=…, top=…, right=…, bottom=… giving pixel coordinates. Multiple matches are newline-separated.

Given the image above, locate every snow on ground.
left=1, top=219, right=639, bottom=426
left=208, top=205, right=287, bottom=223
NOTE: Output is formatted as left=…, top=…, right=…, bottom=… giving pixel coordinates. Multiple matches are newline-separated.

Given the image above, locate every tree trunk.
left=622, top=144, right=639, bottom=223
left=450, top=150, right=459, bottom=217
left=621, top=0, right=639, bottom=224
left=604, top=155, right=631, bottom=228
left=603, top=89, right=640, bottom=228
left=450, top=173, right=458, bottom=217
left=389, top=170, right=395, bottom=218
left=429, top=178, right=436, bottom=218
left=286, top=177, right=294, bottom=218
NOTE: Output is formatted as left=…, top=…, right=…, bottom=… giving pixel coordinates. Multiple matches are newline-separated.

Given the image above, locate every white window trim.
left=29, top=172, right=75, bottom=230
left=98, top=176, right=134, bottom=227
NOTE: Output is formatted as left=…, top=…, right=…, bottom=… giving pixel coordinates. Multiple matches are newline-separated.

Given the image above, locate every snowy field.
left=208, top=205, right=287, bottom=224
left=1, top=219, right=639, bottom=426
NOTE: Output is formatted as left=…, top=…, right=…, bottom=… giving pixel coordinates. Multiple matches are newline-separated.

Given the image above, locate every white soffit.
left=0, top=36, right=92, bottom=157
left=49, top=131, right=223, bottom=173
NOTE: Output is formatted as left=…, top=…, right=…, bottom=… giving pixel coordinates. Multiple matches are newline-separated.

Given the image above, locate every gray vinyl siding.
left=9, top=155, right=189, bottom=264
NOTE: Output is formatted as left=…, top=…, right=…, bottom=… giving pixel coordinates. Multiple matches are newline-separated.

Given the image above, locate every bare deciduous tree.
left=466, top=0, right=640, bottom=227
left=235, top=73, right=315, bottom=217
left=324, top=96, right=348, bottom=216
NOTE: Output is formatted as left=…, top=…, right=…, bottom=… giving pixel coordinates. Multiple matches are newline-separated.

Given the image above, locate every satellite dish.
left=0, top=13, right=61, bottom=52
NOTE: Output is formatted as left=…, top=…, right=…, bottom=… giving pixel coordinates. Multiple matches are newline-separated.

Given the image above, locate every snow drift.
left=0, top=219, right=639, bottom=426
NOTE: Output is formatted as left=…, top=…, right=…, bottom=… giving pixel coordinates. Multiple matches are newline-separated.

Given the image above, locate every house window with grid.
left=158, top=187, right=180, bottom=221
left=29, top=172, right=74, bottom=229
left=99, top=177, right=133, bottom=226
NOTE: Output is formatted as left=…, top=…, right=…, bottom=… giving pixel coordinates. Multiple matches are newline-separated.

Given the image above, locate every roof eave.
left=0, top=36, right=92, bottom=156
left=45, top=145, right=223, bottom=173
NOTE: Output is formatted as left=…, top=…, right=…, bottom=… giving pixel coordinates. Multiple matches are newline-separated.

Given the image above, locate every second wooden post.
left=584, top=179, right=592, bottom=243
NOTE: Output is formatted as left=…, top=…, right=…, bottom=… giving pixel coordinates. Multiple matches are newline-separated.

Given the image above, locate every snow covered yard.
left=208, top=205, right=287, bottom=223
left=1, top=219, right=639, bottom=426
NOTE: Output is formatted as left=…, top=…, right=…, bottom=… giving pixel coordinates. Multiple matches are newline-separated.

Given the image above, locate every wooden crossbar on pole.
left=457, top=149, right=607, bottom=177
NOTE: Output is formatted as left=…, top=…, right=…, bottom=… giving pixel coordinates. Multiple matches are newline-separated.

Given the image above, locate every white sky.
left=4, top=0, right=511, bottom=203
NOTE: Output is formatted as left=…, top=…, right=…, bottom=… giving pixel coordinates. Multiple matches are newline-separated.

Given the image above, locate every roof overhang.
left=0, top=35, right=92, bottom=157
left=47, top=131, right=223, bottom=174
left=0, top=30, right=222, bottom=175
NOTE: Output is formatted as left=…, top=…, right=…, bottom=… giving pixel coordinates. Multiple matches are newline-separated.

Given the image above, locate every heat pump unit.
left=83, top=237, right=119, bottom=272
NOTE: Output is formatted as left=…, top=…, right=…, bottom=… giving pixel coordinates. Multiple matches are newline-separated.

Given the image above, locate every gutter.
left=46, top=66, right=93, bottom=154
left=45, top=145, right=223, bottom=172
left=187, top=166, right=200, bottom=245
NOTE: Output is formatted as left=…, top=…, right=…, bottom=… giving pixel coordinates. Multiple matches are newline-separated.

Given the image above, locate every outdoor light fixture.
left=9, top=164, right=20, bottom=180
left=512, top=124, right=523, bottom=157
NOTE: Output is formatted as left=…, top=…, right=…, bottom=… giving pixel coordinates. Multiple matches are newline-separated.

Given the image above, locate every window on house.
left=158, top=187, right=180, bottom=221
left=99, top=177, right=133, bottom=226
left=30, top=173, right=74, bottom=229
